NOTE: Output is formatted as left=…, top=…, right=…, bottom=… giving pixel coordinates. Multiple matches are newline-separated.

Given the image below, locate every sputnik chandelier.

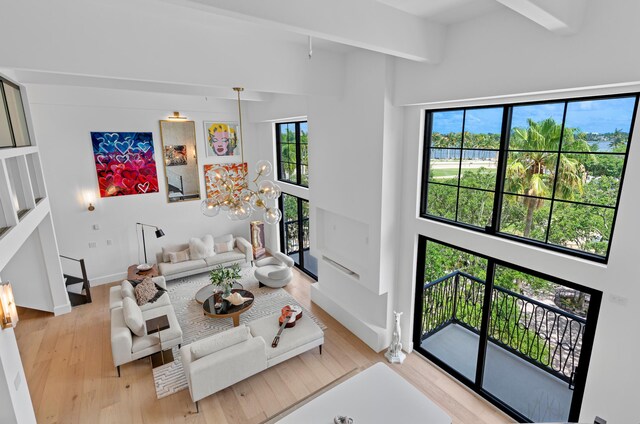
left=200, top=87, right=282, bottom=224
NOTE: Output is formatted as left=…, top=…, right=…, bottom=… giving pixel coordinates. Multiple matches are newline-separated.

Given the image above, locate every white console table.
left=276, top=362, right=452, bottom=424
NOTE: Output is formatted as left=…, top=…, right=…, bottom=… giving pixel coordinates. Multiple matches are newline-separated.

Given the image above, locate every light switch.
left=93, top=224, right=100, bottom=230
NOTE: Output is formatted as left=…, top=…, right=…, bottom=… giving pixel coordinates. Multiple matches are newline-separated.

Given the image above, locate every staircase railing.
left=60, top=255, right=92, bottom=305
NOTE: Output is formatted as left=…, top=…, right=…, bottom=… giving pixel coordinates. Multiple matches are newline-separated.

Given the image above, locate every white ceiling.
left=376, top=0, right=505, bottom=24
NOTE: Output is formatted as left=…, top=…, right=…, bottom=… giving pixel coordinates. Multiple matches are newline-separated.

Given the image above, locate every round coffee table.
left=202, top=289, right=254, bottom=327
left=195, top=282, right=244, bottom=304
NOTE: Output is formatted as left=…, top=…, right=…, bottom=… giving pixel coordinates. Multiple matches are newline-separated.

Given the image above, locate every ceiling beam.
left=167, top=0, right=444, bottom=63
left=495, top=0, right=587, bottom=34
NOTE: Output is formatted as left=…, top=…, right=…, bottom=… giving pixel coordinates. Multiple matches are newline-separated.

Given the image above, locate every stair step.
left=64, top=274, right=85, bottom=286
left=67, top=282, right=85, bottom=295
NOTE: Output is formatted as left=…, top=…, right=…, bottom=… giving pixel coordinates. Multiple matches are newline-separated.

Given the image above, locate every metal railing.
left=421, top=270, right=586, bottom=383
left=284, top=218, right=310, bottom=254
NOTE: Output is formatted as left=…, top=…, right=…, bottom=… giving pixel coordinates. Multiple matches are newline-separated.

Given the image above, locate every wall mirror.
left=159, top=120, right=201, bottom=203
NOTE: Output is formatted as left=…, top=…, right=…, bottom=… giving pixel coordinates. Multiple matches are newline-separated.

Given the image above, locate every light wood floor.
left=15, top=269, right=512, bottom=424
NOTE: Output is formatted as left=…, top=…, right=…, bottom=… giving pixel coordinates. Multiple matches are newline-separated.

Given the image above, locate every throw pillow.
left=168, top=249, right=190, bottom=264
left=162, top=244, right=189, bottom=263
left=191, top=325, right=251, bottom=360
left=214, top=241, right=234, bottom=253
left=134, top=277, right=159, bottom=306
left=122, top=297, right=146, bottom=337
left=189, top=235, right=214, bottom=259
left=121, top=280, right=135, bottom=301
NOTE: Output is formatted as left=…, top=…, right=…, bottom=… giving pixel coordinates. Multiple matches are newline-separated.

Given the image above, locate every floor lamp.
left=137, top=222, right=165, bottom=265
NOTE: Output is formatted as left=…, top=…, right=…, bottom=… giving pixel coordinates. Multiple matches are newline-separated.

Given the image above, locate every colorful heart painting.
left=91, top=132, right=159, bottom=197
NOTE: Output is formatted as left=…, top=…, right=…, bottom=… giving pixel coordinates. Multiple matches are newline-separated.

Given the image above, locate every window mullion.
left=490, top=106, right=511, bottom=234
left=544, top=102, right=569, bottom=244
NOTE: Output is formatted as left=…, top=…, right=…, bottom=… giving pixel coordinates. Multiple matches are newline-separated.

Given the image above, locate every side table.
left=146, top=314, right=173, bottom=368
left=127, top=264, right=159, bottom=282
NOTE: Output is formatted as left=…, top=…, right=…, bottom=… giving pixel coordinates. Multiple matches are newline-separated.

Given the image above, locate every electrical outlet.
left=88, top=241, right=97, bottom=248
left=106, top=239, right=113, bottom=246
left=14, top=372, right=20, bottom=391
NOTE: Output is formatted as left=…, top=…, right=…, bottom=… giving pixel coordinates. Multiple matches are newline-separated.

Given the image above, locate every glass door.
left=279, top=193, right=317, bottom=279
left=482, top=264, right=597, bottom=422
left=414, top=236, right=601, bottom=422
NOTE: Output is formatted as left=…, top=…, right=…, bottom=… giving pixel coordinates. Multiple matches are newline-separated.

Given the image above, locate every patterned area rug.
left=152, top=268, right=325, bottom=399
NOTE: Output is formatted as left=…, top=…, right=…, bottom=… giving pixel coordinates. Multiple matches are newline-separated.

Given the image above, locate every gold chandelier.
left=200, top=87, right=282, bottom=224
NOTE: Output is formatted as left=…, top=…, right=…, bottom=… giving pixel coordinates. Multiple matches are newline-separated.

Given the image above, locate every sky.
left=432, top=96, right=636, bottom=135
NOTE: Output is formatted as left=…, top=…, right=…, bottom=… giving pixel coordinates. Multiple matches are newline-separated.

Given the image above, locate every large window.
left=0, top=78, right=31, bottom=148
left=421, top=94, right=638, bottom=262
left=276, top=121, right=308, bottom=187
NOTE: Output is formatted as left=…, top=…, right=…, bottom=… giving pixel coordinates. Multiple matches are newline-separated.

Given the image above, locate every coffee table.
left=202, top=289, right=254, bottom=327
left=127, top=264, right=159, bottom=281
left=195, top=282, right=244, bottom=304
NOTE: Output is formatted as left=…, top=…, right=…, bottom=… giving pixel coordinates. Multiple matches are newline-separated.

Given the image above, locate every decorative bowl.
left=137, top=263, right=152, bottom=271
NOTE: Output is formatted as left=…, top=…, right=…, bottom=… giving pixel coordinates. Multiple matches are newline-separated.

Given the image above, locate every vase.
left=223, top=285, right=232, bottom=298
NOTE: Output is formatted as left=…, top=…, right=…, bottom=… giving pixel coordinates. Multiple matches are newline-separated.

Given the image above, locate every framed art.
left=204, top=163, right=247, bottom=200
left=90, top=131, right=159, bottom=197
left=204, top=121, right=242, bottom=160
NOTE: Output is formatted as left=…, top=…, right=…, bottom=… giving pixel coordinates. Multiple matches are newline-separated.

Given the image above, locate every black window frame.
left=420, top=92, right=639, bottom=264
left=0, top=76, right=32, bottom=149
left=413, top=235, right=602, bottom=423
left=275, top=120, right=308, bottom=187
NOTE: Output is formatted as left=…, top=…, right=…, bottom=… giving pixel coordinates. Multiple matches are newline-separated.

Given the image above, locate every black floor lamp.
left=137, top=222, right=165, bottom=265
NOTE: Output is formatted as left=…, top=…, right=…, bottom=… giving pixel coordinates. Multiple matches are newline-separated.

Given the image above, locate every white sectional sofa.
left=110, top=276, right=183, bottom=376
left=156, top=235, right=253, bottom=281
left=180, top=313, right=324, bottom=412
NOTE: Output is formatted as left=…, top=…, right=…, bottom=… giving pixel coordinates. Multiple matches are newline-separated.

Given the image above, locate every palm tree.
left=505, top=118, right=588, bottom=237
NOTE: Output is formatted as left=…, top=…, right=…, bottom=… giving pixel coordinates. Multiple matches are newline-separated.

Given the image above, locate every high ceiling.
left=376, top=0, right=505, bottom=24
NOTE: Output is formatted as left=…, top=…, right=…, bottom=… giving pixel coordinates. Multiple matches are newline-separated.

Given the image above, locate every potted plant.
left=209, top=263, right=241, bottom=297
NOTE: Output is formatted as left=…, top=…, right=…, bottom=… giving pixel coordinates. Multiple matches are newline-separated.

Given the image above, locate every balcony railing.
left=284, top=218, right=310, bottom=254
left=420, top=270, right=586, bottom=384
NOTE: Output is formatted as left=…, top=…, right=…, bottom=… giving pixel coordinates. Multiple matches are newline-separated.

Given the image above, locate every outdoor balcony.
left=418, top=271, right=586, bottom=422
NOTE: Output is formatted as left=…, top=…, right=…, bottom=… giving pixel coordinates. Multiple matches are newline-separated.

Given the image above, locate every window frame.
left=413, top=235, right=602, bottom=423
left=275, top=120, right=308, bottom=187
left=419, top=92, right=639, bottom=264
left=0, top=76, right=32, bottom=149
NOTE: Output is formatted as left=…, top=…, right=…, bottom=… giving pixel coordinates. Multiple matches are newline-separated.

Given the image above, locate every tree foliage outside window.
left=422, top=95, right=638, bottom=261
left=276, top=121, right=308, bottom=187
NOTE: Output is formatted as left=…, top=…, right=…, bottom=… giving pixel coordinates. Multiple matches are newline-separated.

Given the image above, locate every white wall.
left=307, top=50, right=404, bottom=351
left=393, top=2, right=640, bottom=422
left=27, top=84, right=267, bottom=284
left=394, top=0, right=640, bottom=106
left=0, top=326, right=36, bottom=424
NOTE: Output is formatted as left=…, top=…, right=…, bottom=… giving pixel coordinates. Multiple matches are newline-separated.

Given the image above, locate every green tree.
left=505, top=118, right=588, bottom=237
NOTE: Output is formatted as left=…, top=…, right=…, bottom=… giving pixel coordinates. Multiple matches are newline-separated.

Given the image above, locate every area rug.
left=152, top=267, right=326, bottom=399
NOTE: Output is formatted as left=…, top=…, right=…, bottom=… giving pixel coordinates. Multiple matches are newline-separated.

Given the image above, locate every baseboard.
left=89, top=271, right=128, bottom=286
left=310, top=284, right=387, bottom=352
left=53, top=302, right=72, bottom=316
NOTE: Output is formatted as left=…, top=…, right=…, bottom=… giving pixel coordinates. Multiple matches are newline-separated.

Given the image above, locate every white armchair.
left=254, top=252, right=294, bottom=288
